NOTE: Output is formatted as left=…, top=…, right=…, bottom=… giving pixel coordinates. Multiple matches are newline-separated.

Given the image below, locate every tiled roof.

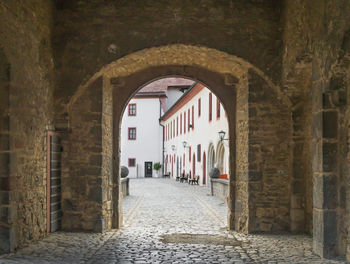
left=137, top=77, right=194, bottom=94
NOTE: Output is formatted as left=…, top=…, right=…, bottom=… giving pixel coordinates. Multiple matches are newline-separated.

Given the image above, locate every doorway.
left=144, top=161, right=153, bottom=177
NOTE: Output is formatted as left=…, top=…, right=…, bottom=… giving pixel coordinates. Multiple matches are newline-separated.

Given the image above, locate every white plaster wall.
left=163, top=86, right=229, bottom=186
left=121, top=98, right=163, bottom=178
left=165, top=88, right=184, bottom=112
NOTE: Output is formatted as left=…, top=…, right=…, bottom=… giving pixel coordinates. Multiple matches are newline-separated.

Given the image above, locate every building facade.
left=120, top=77, right=193, bottom=178
left=161, top=83, right=229, bottom=186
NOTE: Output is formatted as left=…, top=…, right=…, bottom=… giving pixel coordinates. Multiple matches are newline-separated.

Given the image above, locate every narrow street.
left=0, top=179, right=345, bottom=263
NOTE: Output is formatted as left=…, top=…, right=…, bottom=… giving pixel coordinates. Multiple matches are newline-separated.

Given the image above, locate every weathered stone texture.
left=53, top=0, right=283, bottom=119
left=247, top=70, right=292, bottom=232
left=0, top=0, right=55, bottom=253
left=63, top=77, right=105, bottom=232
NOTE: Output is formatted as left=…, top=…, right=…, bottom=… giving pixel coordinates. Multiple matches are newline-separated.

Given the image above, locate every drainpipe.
left=159, top=96, right=165, bottom=177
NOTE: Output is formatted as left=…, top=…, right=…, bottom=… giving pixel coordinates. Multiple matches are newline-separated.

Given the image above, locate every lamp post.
left=218, top=130, right=229, bottom=141
left=182, top=141, right=189, bottom=148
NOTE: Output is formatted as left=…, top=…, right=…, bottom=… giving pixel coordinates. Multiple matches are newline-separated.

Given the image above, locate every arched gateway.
left=66, top=45, right=292, bottom=235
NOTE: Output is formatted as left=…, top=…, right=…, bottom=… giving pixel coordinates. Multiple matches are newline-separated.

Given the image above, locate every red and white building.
left=161, top=82, right=229, bottom=186
left=121, top=78, right=193, bottom=178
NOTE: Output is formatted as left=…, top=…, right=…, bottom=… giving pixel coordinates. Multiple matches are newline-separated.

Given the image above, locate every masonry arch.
left=66, top=44, right=292, bottom=233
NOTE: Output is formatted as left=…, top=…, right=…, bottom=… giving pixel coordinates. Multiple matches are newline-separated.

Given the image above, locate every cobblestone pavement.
left=0, top=178, right=347, bottom=263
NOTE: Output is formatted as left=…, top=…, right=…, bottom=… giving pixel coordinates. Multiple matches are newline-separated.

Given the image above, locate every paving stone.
left=0, top=178, right=347, bottom=263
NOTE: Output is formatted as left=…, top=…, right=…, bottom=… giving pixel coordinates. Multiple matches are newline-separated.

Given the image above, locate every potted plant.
left=153, top=162, right=162, bottom=177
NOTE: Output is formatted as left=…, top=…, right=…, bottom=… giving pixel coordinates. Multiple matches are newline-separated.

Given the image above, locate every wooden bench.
left=189, top=175, right=199, bottom=185
left=180, top=174, right=188, bottom=183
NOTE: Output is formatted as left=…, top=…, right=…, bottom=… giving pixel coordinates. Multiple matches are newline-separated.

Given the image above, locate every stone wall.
left=63, top=77, right=108, bottom=232
left=52, top=0, right=283, bottom=121
left=0, top=0, right=55, bottom=253
left=211, top=179, right=228, bottom=202
left=0, top=48, right=11, bottom=254
left=282, top=0, right=350, bottom=258
left=247, top=70, right=292, bottom=232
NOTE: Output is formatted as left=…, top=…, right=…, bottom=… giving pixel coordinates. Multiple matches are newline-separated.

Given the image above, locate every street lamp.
left=218, top=130, right=228, bottom=141
left=182, top=141, right=189, bottom=148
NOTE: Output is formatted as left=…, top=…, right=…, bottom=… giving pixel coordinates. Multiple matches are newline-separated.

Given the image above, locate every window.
left=188, top=109, right=190, bottom=132
left=176, top=116, right=178, bottom=136
left=184, top=111, right=186, bottom=134
left=209, top=93, right=212, bottom=122
left=198, top=98, right=201, bottom=117
left=192, top=105, right=194, bottom=130
left=128, top=103, right=136, bottom=116
left=180, top=114, right=182, bottom=135
left=128, top=158, right=136, bottom=167
left=189, top=146, right=191, bottom=162
left=216, top=98, right=220, bottom=119
left=128, top=127, right=136, bottom=140
left=197, top=144, right=201, bottom=162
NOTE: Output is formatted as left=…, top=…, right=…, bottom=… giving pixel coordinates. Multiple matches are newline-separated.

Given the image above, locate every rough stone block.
left=0, top=225, right=10, bottom=254
left=89, top=154, right=102, bottom=166
left=322, top=142, right=337, bottom=172
left=0, top=191, right=9, bottom=205
left=248, top=171, right=262, bottom=181
left=0, top=134, right=9, bottom=151
left=290, top=208, right=305, bottom=222
left=322, top=111, right=337, bottom=138
left=292, top=180, right=304, bottom=194
left=323, top=174, right=337, bottom=209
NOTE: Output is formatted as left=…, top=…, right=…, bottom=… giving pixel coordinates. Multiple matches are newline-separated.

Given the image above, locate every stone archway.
left=66, top=44, right=292, bottom=234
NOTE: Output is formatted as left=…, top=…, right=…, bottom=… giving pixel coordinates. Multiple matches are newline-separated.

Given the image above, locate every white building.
left=161, top=83, right=229, bottom=186
left=120, top=77, right=193, bottom=178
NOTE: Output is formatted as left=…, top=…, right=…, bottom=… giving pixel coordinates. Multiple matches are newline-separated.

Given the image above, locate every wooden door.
left=144, top=161, right=153, bottom=177
left=47, top=132, right=62, bottom=232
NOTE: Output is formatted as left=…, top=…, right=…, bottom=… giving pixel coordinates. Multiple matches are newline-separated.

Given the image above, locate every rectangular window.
left=176, top=117, right=178, bottom=136
left=216, top=98, right=220, bottom=119
left=173, top=120, right=175, bottom=138
left=192, top=105, right=194, bottom=130
left=128, top=158, right=136, bottom=167
left=128, top=103, right=136, bottom=116
left=209, top=93, right=212, bottom=122
left=184, top=111, right=186, bottom=134
left=188, top=109, right=190, bottom=132
left=189, top=146, right=191, bottom=162
left=197, top=144, right=201, bottom=162
left=180, top=114, right=182, bottom=135
left=128, top=127, right=136, bottom=140
left=198, top=98, right=201, bottom=117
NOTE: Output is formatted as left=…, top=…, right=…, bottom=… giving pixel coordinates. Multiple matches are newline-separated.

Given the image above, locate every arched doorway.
left=67, top=44, right=292, bottom=234
left=208, top=143, right=215, bottom=173
left=203, top=152, right=206, bottom=185
left=216, top=141, right=225, bottom=175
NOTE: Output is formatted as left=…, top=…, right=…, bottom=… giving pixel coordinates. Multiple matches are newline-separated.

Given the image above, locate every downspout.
left=159, top=96, right=165, bottom=177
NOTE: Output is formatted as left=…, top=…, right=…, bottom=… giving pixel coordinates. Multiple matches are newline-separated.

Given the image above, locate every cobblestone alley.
left=0, top=179, right=347, bottom=263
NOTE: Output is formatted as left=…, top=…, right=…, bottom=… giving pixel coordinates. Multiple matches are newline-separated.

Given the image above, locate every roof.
left=136, top=77, right=194, bottom=95
left=160, top=82, right=206, bottom=121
